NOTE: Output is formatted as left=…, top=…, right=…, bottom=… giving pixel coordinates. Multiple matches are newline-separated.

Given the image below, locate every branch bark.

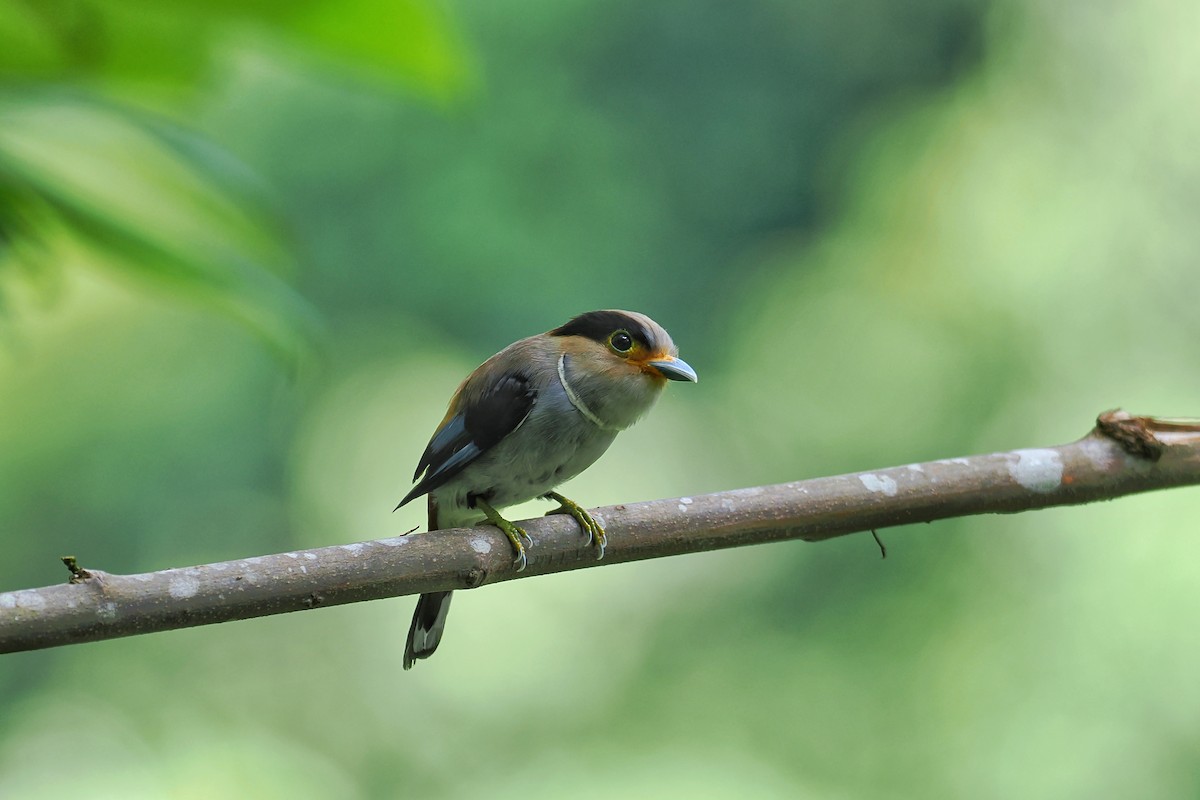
left=2, top=411, right=1198, bottom=654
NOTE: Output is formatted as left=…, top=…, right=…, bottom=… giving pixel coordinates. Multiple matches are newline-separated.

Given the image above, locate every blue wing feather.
left=413, top=415, right=468, bottom=482
left=396, top=371, right=537, bottom=509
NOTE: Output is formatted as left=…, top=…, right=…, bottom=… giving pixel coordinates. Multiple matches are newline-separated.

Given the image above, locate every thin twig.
left=1, top=410, right=1198, bottom=654
left=870, top=530, right=886, bottom=559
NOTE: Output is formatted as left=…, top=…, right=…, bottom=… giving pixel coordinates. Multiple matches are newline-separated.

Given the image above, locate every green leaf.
left=0, top=0, right=474, bottom=101
left=0, top=94, right=321, bottom=362
left=0, top=0, right=72, bottom=76
left=279, top=0, right=475, bottom=101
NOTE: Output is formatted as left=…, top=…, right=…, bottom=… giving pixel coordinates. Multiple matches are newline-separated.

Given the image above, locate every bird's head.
left=549, top=309, right=696, bottom=429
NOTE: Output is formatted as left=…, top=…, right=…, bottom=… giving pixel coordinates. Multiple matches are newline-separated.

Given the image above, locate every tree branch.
left=3, top=410, right=1198, bottom=654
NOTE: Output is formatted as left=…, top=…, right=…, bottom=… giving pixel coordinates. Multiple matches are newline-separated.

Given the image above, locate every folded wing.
left=396, top=371, right=537, bottom=509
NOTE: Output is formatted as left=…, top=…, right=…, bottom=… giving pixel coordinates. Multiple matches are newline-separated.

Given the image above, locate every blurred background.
left=2, top=0, right=1199, bottom=796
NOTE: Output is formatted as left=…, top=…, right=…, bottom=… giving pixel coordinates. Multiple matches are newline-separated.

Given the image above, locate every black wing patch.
left=395, top=372, right=537, bottom=509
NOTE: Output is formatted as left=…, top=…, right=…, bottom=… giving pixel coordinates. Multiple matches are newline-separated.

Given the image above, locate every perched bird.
left=395, top=310, right=697, bottom=669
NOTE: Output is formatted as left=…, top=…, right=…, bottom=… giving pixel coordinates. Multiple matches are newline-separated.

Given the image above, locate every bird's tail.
left=403, top=590, right=453, bottom=669
left=403, top=496, right=452, bottom=670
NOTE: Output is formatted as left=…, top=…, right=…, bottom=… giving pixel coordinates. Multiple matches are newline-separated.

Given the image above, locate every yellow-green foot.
left=477, top=499, right=532, bottom=571
left=544, top=491, right=606, bottom=560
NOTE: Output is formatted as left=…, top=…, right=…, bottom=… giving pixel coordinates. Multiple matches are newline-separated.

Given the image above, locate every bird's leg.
left=474, top=498, right=530, bottom=572
left=543, top=491, right=606, bottom=561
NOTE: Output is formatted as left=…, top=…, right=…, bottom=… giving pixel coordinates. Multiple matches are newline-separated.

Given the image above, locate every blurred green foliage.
left=2, top=0, right=1200, bottom=798
left=0, top=0, right=470, bottom=358
left=0, top=94, right=323, bottom=359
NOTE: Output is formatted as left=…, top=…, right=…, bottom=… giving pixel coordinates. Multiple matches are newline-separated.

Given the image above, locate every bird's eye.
left=608, top=330, right=634, bottom=354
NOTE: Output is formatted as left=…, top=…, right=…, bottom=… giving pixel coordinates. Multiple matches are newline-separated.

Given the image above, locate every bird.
left=395, top=309, right=697, bottom=669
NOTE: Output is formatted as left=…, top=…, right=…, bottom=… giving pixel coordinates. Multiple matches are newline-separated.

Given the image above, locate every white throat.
left=558, top=354, right=622, bottom=431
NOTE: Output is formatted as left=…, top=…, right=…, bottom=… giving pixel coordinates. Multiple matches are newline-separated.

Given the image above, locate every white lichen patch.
left=380, top=537, right=408, bottom=547
left=21, top=592, right=46, bottom=611
left=677, top=496, right=694, bottom=513
left=470, top=537, right=493, bottom=554
left=96, top=602, right=118, bottom=621
left=1008, top=448, right=1064, bottom=493
left=168, top=573, right=200, bottom=600
left=1, top=591, right=46, bottom=612
left=1079, top=437, right=1117, bottom=470
left=859, top=473, right=898, bottom=497
left=302, top=552, right=317, bottom=561
left=340, top=543, right=366, bottom=555
left=906, top=464, right=925, bottom=474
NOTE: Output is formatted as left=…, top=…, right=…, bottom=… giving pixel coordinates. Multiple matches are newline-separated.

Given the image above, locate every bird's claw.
left=590, top=522, right=607, bottom=561
left=497, top=522, right=531, bottom=572
left=544, top=492, right=607, bottom=561
left=476, top=499, right=531, bottom=572
left=511, top=545, right=528, bottom=572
